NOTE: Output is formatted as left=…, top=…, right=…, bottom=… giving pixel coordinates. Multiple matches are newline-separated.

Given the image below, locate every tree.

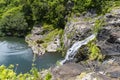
left=0, top=7, right=28, bottom=36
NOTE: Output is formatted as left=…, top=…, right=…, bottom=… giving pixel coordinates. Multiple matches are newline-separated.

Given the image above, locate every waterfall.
left=60, top=34, right=96, bottom=65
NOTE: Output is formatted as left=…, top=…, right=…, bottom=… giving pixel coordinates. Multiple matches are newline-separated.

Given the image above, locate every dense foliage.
left=0, top=65, right=52, bottom=80
left=0, top=0, right=115, bottom=36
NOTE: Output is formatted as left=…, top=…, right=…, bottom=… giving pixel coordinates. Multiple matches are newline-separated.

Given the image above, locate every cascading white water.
left=60, top=34, right=96, bottom=65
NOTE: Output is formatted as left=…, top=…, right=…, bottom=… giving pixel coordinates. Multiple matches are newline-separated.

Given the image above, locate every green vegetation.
left=0, top=0, right=118, bottom=37
left=0, top=6, right=28, bottom=36
left=87, top=17, right=105, bottom=61
left=44, top=72, right=52, bottom=80
left=87, top=40, right=104, bottom=61
left=93, top=19, right=105, bottom=34
left=41, top=28, right=63, bottom=49
left=0, top=65, right=52, bottom=80
left=43, top=29, right=63, bottom=43
left=0, top=0, right=120, bottom=79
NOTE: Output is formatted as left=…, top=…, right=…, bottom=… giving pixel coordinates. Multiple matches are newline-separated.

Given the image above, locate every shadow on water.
left=0, top=37, right=63, bottom=74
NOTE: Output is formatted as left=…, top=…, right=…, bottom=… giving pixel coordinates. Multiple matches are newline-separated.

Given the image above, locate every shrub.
left=0, top=65, right=52, bottom=80
left=88, top=41, right=104, bottom=61
left=0, top=6, right=28, bottom=36
left=0, top=0, right=119, bottom=36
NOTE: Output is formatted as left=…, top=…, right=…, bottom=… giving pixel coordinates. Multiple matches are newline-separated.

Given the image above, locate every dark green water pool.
left=0, top=37, right=63, bottom=73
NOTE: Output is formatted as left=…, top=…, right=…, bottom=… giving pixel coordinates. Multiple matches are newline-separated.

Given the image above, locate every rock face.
left=63, top=8, right=120, bottom=60
left=63, top=15, right=97, bottom=62
left=25, top=26, right=45, bottom=55
left=25, top=8, right=120, bottom=80
left=97, top=8, right=120, bottom=56
left=48, top=59, right=120, bottom=80
left=25, top=26, right=61, bottom=55
left=46, top=35, right=60, bottom=52
left=63, top=17, right=94, bottom=49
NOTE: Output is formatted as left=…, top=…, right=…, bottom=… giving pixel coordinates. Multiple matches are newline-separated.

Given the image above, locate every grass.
left=87, top=41, right=104, bottom=61
left=43, top=28, right=63, bottom=43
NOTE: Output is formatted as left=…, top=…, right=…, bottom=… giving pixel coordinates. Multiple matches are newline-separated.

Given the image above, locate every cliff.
left=26, top=7, right=120, bottom=80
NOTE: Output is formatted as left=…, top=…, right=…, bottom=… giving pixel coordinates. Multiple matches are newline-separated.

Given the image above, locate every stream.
left=0, top=37, right=63, bottom=73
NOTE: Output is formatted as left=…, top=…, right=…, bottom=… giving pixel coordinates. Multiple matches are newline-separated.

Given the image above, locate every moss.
left=67, top=31, right=75, bottom=39
left=101, top=1, right=120, bottom=14
left=40, top=28, right=64, bottom=50
left=43, top=23, right=55, bottom=32
left=43, top=29, right=63, bottom=43
left=26, top=34, right=32, bottom=38
left=26, top=24, right=64, bottom=53
left=56, top=47, right=63, bottom=52
left=114, top=1, right=120, bottom=7
left=87, top=41, right=104, bottom=61
left=44, top=72, right=52, bottom=80
left=75, top=13, right=81, bottom=17
left=93, top=19, right=105, bottom=34
left=58, top=31, right=66, bottom=54
left=42, top=43, right=48, bottom=48
left=83, top=17, right=92, bottom=21
left=67, top=33, right=72, bottom=39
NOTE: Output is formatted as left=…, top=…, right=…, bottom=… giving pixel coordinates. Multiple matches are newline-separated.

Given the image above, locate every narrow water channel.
left=0, top=37, right=63, bottom=73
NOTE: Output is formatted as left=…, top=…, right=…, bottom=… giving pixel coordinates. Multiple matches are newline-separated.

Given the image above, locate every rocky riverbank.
left=25, top=25, right=62, bottom=55
left=26, top=7, right=120, bottom=80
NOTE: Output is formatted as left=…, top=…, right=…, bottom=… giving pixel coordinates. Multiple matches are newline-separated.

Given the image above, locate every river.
left=0, top=37, right=63, bottom=73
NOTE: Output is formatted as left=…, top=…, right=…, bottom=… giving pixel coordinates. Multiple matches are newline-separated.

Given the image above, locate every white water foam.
left=60, top=34, right=96, bottom=65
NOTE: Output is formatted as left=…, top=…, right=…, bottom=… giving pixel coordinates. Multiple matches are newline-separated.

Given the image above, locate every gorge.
left=0, top=0, right=120, bottom=80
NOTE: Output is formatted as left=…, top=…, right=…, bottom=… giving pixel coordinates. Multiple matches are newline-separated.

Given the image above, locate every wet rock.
left=97, top=8, right=120, bottom=56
